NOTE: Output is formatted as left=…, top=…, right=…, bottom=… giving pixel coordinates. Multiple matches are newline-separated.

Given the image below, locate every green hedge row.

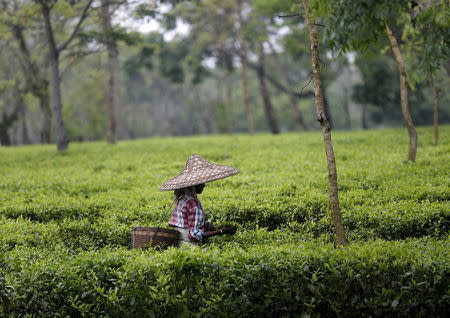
left=0, top=217, right=131, bottom=251
left=1, top=238, right=448, bottom=317
left=1, top=197, right=448, bottom=252
left=343, top=200, right=450, bottom=240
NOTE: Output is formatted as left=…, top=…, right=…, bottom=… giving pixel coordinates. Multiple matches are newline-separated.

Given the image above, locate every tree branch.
left=299, top=71, right=313, bottom=97
left=40, top=1, right=59, bottom=56
left=60, top=49, right=104, bottom=79
left=278, top=13, right=301, bottom=18
left=58, top=0, right=94, bottom=52
left=247, top=61, right=314, bottom=99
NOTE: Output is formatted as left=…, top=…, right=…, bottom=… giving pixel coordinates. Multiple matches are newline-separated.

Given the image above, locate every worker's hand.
left=220, top=226, right=236, bottom=235
left=205, top=222, right=216, bottom=231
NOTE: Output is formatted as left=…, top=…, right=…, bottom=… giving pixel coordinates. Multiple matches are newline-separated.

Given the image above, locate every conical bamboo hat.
left=159, top=154, right=240, bottom=191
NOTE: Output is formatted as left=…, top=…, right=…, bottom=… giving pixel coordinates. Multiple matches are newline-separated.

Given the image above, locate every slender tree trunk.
left=20, top=96, right=31, bottom=145
left=11, top=24, right=52, bottom=143
left=215, top=73, right=227, bottom=133
left=248, top=61, right=314, bottom=98
left=225, top=67, right=234, bottom=133
left=343, top=87, right=351, bottom=129
left=361, top=103, right=368, bottom=130
left=302, top=0, right=347, bottom=246
left=185, top=84, right=199, bottom=135
left=385, top=25, right=417, bottom=162
left=0, top=114, right=13, bottom=146
left=38, top=0, right=92, bottom=149
left=219, top=43, right=232, bottom=133
left=0, top=102, right=21, bottom=146
left=48, top=46, right=68, bottom=151
left=256, top=43, right=280, bottom=134
left=38, top=88, right=52, bottom=143
left=288, top=90, right=309, bottom=131
left=241, top=45, right=254, bottom=135
left=447, top=60, right=450, bottom=77
left=215, top=48, right=227, bottom=134
left=101, top=0, right=118, bottom=144
left=430, top=75, right=440, bottom=144
left=42, top=4, right=68, bottom=151
left=194, top=87, right=213, bottom=134
left=238, top=0, right=254, bottom=135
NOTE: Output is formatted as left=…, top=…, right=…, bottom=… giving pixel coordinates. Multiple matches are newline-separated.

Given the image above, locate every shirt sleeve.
left=186, top=199, right=204, bottom=242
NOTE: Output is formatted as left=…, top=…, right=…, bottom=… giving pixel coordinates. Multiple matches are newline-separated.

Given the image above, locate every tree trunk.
left=256, top=44, right=280, bottom=134
left=0, top=117, right=12, bottom=146
left=0, top=102, right=21, bottom=146
left=361, top=103, right=368, bottom=130
left=101, top=0, right=118, bottom=144
left=430, top=75, right=440, bottom=144
left=11, top=24, right=52, bottom=143
left=48, top=45, right=68, bottom=151
left=241, top=44, right=254, bottom=135
left=288, top=91, right=309, bottom=131
left=343, top=87, right=351, bottom=129
left=302, top=0, right=347, bottom=246
left=225, top=68, right=234, bottom=133
left=219, top=42, right=232, bottom=134
left=194, top=87, right=213, bottom=134
left=237, top=0, right=254, bottom=135
left=248, top=61, right=315, bottom=100
left=38, top=88, right=52, bottom=143
left=215, top=73, right=227, bottom=133
left=20, top=96, right=31, bottom=145
left=385, top=25, right=417, bottom=162
left=41, top=4, right=68, bottom=151
left=0, top=112, right=17, bottom=146
left=447, top=59, right=450, bottom=77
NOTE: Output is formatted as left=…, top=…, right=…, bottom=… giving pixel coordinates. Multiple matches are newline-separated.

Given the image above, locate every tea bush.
left=0, top=238, right=448, bottom=317
left=0, top=126, right=449, bottom=316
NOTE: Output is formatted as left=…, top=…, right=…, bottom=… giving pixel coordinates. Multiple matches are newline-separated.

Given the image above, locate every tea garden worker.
left=160, top=154, right=239, bottom=247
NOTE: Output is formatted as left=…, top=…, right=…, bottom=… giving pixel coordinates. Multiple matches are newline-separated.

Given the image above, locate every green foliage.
left=403, top=1, right=450, bottom=74
left=314, top=0, right=410, bottom=52
left=0, top=128, right=449, bottom=315
left=252, top=0, right=296, bottom=15
left=314, top=0, right=449, bottom=76
left=352, top=53, right=450, bottom=125
left=64, top=67, right=107, bottom=141
left=0, top=239, right=448, bottom=317
left=124, top=32, right=209, bottom=85
left=353, top=54, right=399, bottom=108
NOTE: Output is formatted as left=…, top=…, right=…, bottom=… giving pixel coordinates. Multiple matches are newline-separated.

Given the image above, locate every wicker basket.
left=131, top=227, right=180, bottom=250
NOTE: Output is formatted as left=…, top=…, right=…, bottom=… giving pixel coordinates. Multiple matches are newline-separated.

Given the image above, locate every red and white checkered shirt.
left=168, top=193, right=213, bottom=241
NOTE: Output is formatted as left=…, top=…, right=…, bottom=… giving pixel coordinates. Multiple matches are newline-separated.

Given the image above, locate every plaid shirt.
left=168, top=193, right=213, bottom=241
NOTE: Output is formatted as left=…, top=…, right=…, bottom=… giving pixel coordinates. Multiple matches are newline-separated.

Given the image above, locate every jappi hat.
left=159, top=154, right=240, bottom=191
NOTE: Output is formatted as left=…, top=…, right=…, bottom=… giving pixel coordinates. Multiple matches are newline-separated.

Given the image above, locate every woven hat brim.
left=159, top=166, right=239, bottom=191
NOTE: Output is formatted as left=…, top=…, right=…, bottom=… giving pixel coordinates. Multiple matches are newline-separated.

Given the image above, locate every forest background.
left=0, top=0, right=448, bottom=147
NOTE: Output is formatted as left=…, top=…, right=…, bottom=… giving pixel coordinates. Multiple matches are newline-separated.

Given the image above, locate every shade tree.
left=314, top=0, right=422, bottom=162
left=0, top=38, right=29, bottom=145
left=167, top=0, right=287, bottom=134
left=33, top=0, right=95, bottom=151
left=402, top=0, right=449, bottom=144
left=123, top=31, right=213, bottom=135
left=301, top=0, right=347, bottom=245
left=0, top=0, right=53, bottom=143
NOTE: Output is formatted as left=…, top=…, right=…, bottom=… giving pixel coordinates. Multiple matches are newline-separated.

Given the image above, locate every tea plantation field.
left=0, top=127, right=449, bottom=317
